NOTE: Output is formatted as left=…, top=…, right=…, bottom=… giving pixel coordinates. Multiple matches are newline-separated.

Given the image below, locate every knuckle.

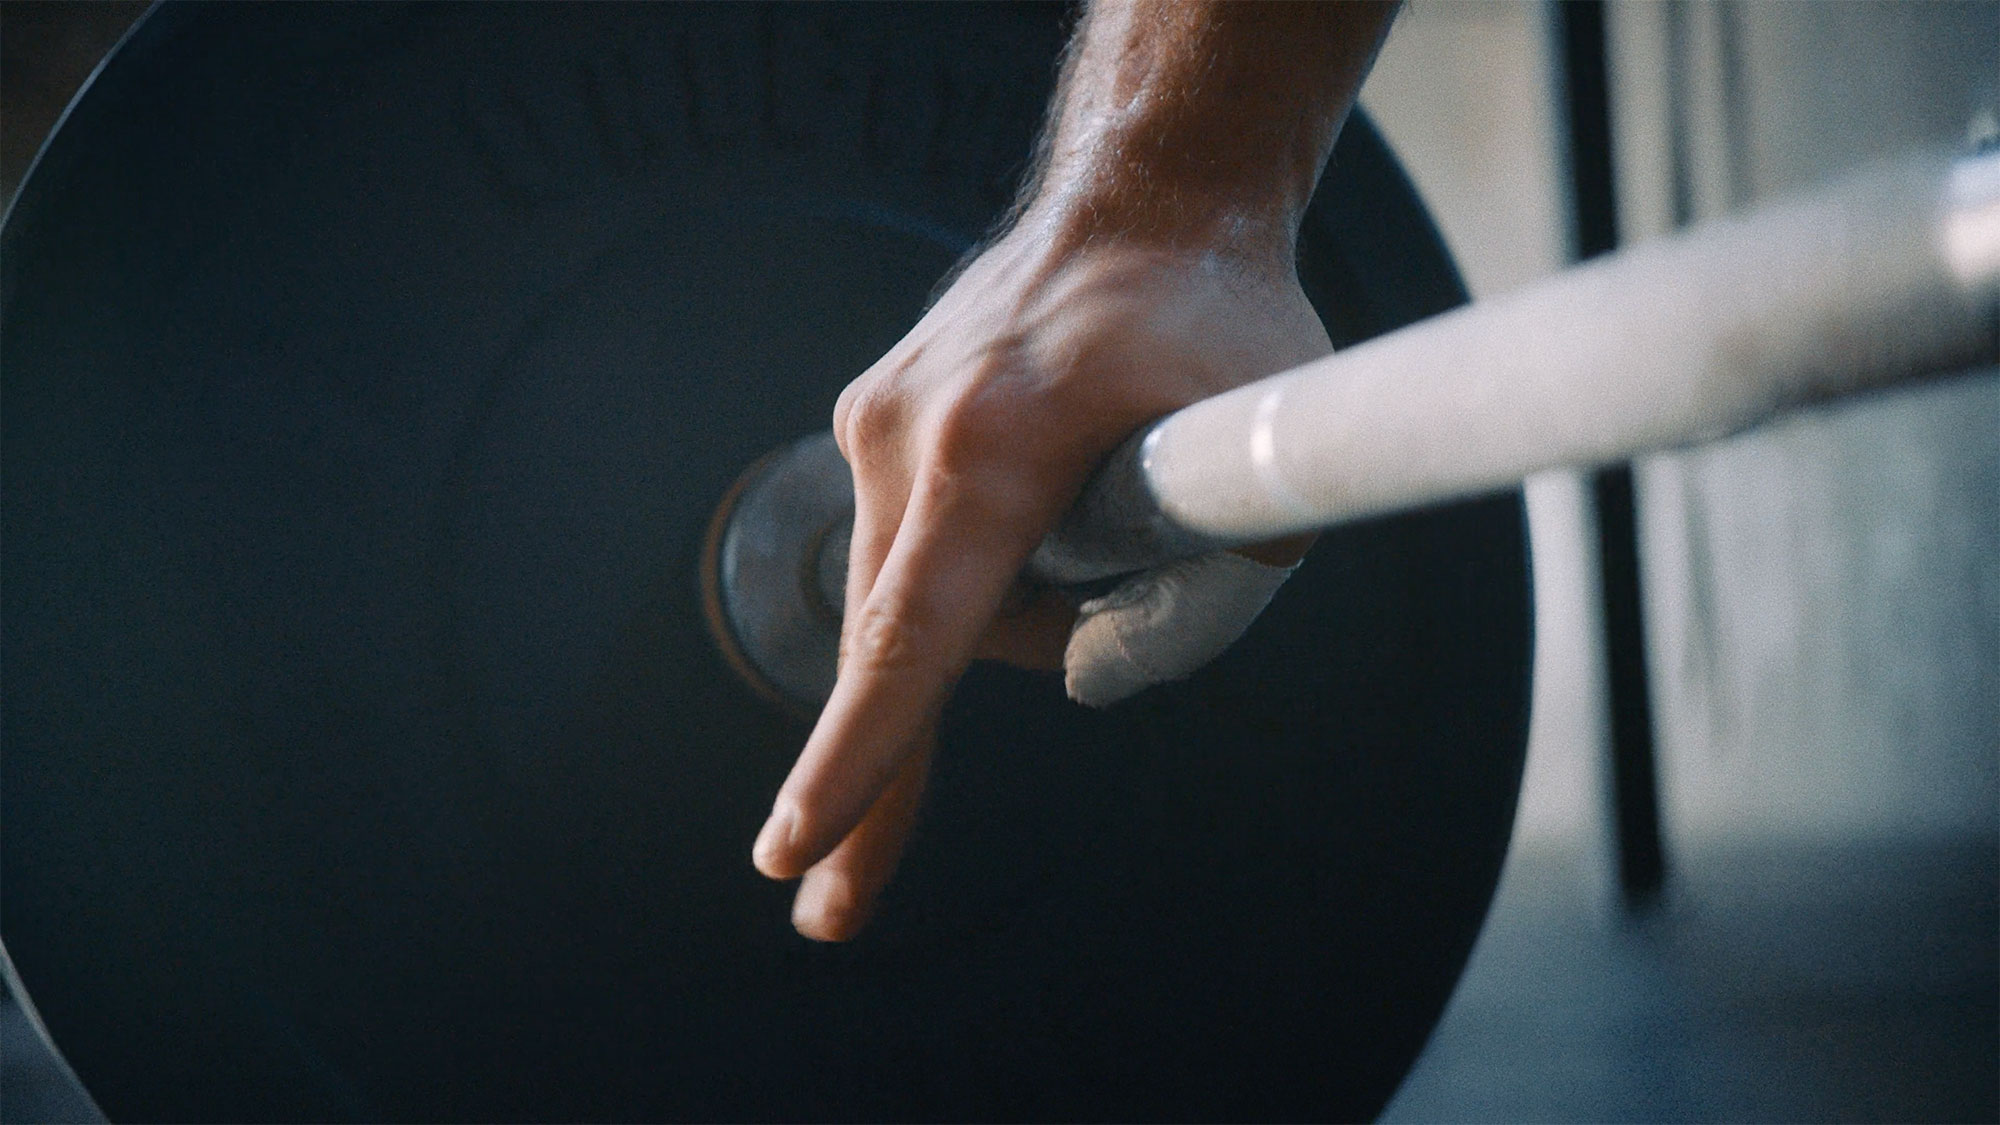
left=835, top=377, right=903, bottom=462
left=924, top=381, right=1073, bottom=522
left=930, top=393, right=999, bottom=458
left=841, top=599, right=923, bottom=675
left=930, top=374, right=1031, bottom=470
left=831, top=383, right=860, bottom=456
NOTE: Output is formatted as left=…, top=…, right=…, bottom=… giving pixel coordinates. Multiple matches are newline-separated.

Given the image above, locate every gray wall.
left=1612, top=0, right=1999, bottom=846
left=1365, top=0, right=1998, bottom=874
left=1368, top=6, right=1997, bottom=1118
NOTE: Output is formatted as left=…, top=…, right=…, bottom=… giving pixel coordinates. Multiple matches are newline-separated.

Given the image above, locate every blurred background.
left=1362, top=3, right=1997, bottom=1120
left=4, top=2, right=1995, bottom=1121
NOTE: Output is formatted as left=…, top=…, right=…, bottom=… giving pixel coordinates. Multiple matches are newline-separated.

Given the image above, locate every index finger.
left=751, top=469, right=1045, bottom=881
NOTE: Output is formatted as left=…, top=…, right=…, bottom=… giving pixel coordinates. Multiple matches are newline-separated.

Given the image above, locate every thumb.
left=1063, top=551, right=1297, bottom=708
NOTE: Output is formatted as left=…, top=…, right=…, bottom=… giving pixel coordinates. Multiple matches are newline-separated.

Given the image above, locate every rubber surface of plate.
left=1, top=4, right=1531, bottom=1120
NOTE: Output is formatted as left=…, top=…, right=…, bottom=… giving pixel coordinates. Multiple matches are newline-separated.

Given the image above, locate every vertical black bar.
left=1556, top=0, right=1667, bottom=904
left=1593, top=465, right=1666, bottom=903
left=1560, top=1, right=1620, bottom=260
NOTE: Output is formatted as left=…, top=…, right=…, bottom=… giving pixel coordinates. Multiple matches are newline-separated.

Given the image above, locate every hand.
left=1064, top=548, right=1301, bottom=708
left=749, top=211, right=1332, bottom=941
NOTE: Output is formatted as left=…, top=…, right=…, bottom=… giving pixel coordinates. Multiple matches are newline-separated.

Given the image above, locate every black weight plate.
left=1, top=4, right=1530, bottom=1121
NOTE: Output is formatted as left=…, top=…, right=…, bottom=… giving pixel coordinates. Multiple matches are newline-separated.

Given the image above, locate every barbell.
left=707, top=148, right=1998, bottom=709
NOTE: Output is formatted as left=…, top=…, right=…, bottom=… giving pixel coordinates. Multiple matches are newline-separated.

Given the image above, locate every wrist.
left=1008, top=0, right=1397, bottom=271
left=1015, top=166, right=1306, bottom=275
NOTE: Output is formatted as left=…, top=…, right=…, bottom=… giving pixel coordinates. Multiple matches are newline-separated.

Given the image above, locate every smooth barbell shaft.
left=1031, top=149, right=2000, bottom=585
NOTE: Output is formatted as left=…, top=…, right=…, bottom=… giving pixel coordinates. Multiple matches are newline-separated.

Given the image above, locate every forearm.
left=1026, top=0, right=1400, bottom=264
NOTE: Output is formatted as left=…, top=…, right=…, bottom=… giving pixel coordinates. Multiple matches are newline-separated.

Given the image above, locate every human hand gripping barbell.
left=707, top=146, right=2000, bottom=712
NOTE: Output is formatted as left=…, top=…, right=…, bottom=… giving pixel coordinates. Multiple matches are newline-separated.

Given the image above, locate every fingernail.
left=752, top=805, right=796, bottom=876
